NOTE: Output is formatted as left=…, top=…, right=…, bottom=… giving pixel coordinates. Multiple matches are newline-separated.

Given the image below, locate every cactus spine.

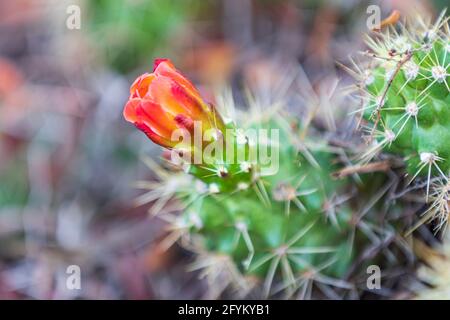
left=139, top=88, right=406, bottom=299
left=351, top=10, right=450, bottom=233
left=125, top=59, right=411, bottom=299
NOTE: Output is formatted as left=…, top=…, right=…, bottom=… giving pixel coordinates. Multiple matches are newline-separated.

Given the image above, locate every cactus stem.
left=392, top=96, right=427, bottom=134
left=369, top=51, right=413, bottom=141
left=249, top=220, right=337, bottom=297
left=408, top=152, right=445, bottom=200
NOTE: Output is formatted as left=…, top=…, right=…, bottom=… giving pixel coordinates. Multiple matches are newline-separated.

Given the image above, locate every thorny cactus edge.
left=414, top=230, right=450, bottom=299
left=348, top=10, right=450, bottom=234
left=123, top=58, right=225, bottom=149
left=124, top=59, right=409, bottom=298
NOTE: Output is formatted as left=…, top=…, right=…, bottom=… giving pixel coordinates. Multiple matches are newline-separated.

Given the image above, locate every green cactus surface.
left=148, top=100, right=405, bottom=298
left=357, top=11, right=449, bottom=181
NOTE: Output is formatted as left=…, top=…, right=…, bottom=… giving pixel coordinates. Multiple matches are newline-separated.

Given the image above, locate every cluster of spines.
left=136, top=83, right=408, bottom=299
left=349, top=10, right=450, bottom=233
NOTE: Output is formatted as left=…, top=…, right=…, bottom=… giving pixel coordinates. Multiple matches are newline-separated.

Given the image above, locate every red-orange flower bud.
left=123, top=59, right=225, bottom=149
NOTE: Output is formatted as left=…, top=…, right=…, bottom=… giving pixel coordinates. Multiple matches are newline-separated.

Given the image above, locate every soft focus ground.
left=0, top=0, right=445, bottom=299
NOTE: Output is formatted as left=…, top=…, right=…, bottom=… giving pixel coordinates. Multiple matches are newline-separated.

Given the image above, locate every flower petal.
left=130, top=73, right=155, bottom=98
left=137, top=100, right=178, bottom=137
left=124, top=58, right=226, bottom=149
left=123, top=98, right=141, bottom=123
left=174, top=114, right=195, bottom=131
left=148, top=76, right=192, bottom=116
left=153, top=59, right=202, bottom=100
left=153, top=58, right=170, bottom=71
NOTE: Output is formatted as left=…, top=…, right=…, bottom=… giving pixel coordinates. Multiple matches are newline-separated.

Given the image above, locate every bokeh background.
left=0, top=0, right=447, bottom=299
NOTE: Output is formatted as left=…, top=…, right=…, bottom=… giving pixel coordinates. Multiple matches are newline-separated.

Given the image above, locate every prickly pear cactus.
left=351, top=10, right=450, bottom=232
left=125, top=59, right=407, bottom=299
